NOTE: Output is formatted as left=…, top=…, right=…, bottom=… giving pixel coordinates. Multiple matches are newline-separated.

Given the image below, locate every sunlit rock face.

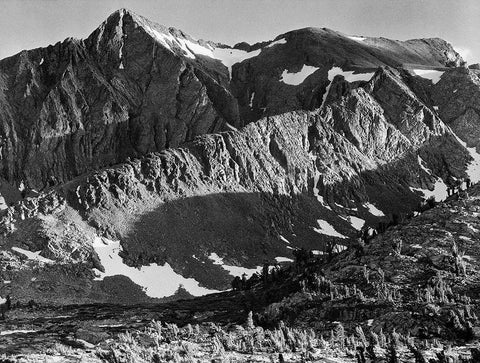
left=1, top=9, right=479, bottom=304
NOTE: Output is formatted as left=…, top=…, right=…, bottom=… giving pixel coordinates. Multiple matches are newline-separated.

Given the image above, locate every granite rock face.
left=0, top=9, right=236, bottom=190
left=0, top=9, right=477, bottom=303
left=0, top=10, right=463, bottom=192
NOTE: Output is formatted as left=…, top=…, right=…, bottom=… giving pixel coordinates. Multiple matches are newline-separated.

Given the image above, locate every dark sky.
left=1, top=0, right=478, bottom=63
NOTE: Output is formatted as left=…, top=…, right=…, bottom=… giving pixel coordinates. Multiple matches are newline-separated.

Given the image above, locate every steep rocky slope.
left=0, top=9, right=463, bottom=191
left=0, top=9, right=478, bottom=304
left=3, top=186, right=480, bottom=361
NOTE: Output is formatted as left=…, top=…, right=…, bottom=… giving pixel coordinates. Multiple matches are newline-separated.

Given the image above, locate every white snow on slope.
left=413, top=156, right=448, bottom=201
left=143, top=23, right=262, bottom=78
left=347, top=216, right=365, bottom=230
left=339, top=214, right=365, bottom=230
left=279, top=235, right=291, bottom=244
left=275, top=256, right=294, bottom=263
left=281, top=65, right=320, bottom=85
left=450, top=128, right=480, bottom=183
left=208, top=253, right=261, bottom=277
left=321, top=67, right=374, bottom=108
left=267, top=38, right=287, bottom=47
left=418, top=156, right=432, bottom=174
left=249, top=92, right=255, bottom=108
left=348, top=36, right=366, bottom=42
left=411, top=179, right=448, bottom=202
left=0, top=195, right=7, bottom=210
left=333, top=244, right=348, bottom=253
left=212, top=47, right=261, bottom=76
left=144, top=24, right=214, bottom=61
left=11, top=247, right=54, bottom=264
left=312, top=168, right=332, bottom=210
left=93, top=237, right=219, bottom=298
left=313, top=220, right=347, bottom=239
left=413, top=69, right=444, bottom=84
left=364, top=203, right=385, bottom=217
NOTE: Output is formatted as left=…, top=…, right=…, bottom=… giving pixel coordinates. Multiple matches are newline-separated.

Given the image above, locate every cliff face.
left=0, top=10, right=463, bottom=191
left=0, top=9, right=237, bottom=190
left=0, top=9, right=477, bottom=304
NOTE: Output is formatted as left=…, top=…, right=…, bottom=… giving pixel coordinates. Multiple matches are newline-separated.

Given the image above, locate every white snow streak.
left=279, top=235, right=291, bottom=244
left=275, top=256, right=294, bottom=263
left=450, top=129, right=480, bottom=183
left=11, top=247, right=54, bottom=264
left=267, top=38, right=287, bottom=47
left=93, top=237, right=219, bottom=298
left=348, top=36, right=366, bottom=42
left=364, top=203, right=385, bottom=217
left=313, top=220, right=347, bottom=239
left=208, top=253, right=261, bottom=277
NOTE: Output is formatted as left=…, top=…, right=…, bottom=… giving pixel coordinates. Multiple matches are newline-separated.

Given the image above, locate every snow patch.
left=313, top=220, right=347, bottom=239
left=267, top=38, right=287, bottom=47
left=212, top=47, right=261, bottom=77
left=413, top=69, right=444, bottom=84
left=413, top=155, right=449, bottom=201
left=279, top=235, right=291, bottom=244
left=249, top=92, right=255, bottom=108
left=143, top=24, right=214, bottom=61
left=39, top=58, right=44, bottom=65
left=93, top=237, right=219, bottom=298
left=321, top=67, right=374, bottom=108
left=450, top=128, right=480, bottom=183
left=281, top=65, right=319, bottom=85
left=348, top=216, right=365, bottom=230
left=410, top=178, right=448, bottom=201
left=418, top=156, right=432, bottom=174
left=333, top=244, right=347, bottom=253
left=364, top=203, right=385, bottom=217
left=348, top=36, right=366, bottom=42
left=0, top=196, right=8, bottom=210
left=275, top=256, right=294, bottom=263
left=11, top=247, right=54, bottom=264
left=208, top=253, right=261, bottom=277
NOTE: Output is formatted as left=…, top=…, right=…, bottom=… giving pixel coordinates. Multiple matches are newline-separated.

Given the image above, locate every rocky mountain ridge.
left=0, top=9, right=479, bottom=304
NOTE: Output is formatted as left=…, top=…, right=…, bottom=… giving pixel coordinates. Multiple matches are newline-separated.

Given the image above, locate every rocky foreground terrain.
left=3, top=185, right=480, bottom=361
left=1, top=7, right=480, bottom=361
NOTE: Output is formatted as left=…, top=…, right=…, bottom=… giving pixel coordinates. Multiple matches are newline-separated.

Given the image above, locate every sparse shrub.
left=246, top=311, right=255, bottom=330
left=393, top=238, right=403, bottom=256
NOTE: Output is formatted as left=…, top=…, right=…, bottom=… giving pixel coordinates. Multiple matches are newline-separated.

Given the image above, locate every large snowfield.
left=92, top=237, right=220, bottom=298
